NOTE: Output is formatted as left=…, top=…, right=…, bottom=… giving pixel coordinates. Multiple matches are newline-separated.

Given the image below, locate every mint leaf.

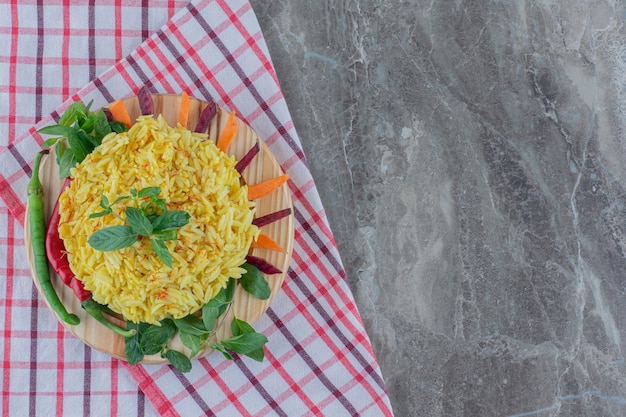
left=42, top=137, right=61, bottom=147
left=179, top=332, right=208, bottom=358
left=223, top=278, right=236, bottom=305
left=77, top=125, right=99, bottom=149
left=88, top=225, right=137, bottom=251
left=239, top=263, right=271, bottom=300
left=99, top=190, right=110, bottom=208
left=57, top=148, right=76, bottom=178
left=67, top=126, right=89, bottom=162
left=110, top=121, right=128, bottom=133
left=93, top=110, right=112, bottom=142
left=220, top=333, right=268, bottom=356
left=165, top=350, right=192, bottom=373
left=152, top=210, right=190, bottom=232
left=151, top=239, right=172, bottom=267
left=202, top=305, right=221, bottom=332
left=211, top=343, right=234, bottom=361
left=79, top=113, right=96, bottom=135
left=125, top=336, right=144, bottom=364
left=202, top=280, right=236, bottom=331
left=205, top=278, right=236, bottom=315
left=244, top=346, right=265, bottom=362
left=230, top=318, right=265, bottom=361
left=231, top=317, right=256, bottom=337
left=173, top=316, right=209, bottom=336
left=89, top=186, right=189, bottom=267
left=126, top=206, right=153, bottom=236
left=38, top=125, right=70, bottom=136
left=124, top=322, right=145, bottom=364
left=58, top=102, right=87, bottom=126
left=140, top=320, right=176, bottom=355
left=152, top=230, right=178, bottom=241
left=138, top=186, right=161, bottom=199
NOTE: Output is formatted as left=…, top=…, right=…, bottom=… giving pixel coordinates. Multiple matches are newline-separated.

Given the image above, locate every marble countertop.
left=251, top=1, right=626, bottom=415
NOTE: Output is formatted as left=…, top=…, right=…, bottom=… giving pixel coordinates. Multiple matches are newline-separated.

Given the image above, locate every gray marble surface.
left=250, top=1, right=626, bottom=416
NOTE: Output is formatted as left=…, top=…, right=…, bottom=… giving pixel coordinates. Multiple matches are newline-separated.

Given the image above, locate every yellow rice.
left=58, top=115, right=259, bottom=324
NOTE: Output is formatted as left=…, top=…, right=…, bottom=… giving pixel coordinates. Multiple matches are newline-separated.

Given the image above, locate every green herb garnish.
left=87, top=186, right=190, bottom=267
left=239, top=263, right=271, bottom=300
left=38, top=101, right=128, bottom=178
left=123, top=273, right=268, bottom=372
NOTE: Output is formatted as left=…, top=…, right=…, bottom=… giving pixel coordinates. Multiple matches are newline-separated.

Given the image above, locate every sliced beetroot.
left=194, top=101, right=216, bottom=133
left=252, top=208, right=292, bottom=228
left=235, top=139, right=260, bottom=173
left=102, top=107, right=114, bottom=122
left=246, top=255, right=282, bottom=275
left=137, top=85, right=154, bottom=115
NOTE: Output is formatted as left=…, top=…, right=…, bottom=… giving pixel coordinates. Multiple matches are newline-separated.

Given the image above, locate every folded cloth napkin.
left=0, top=0, right=394, bottom=416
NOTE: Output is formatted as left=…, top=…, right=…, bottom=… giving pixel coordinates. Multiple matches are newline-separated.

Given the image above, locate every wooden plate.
left=24, top=94, right=294, bottom=363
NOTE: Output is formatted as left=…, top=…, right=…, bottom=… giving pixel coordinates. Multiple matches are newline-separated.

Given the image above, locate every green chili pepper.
left=81, top=299, right=135, bottom=338
left=28, top=150, right=80, bottom=325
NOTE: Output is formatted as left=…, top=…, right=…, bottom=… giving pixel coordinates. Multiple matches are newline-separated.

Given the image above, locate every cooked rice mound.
left=58, top=115, right=258, bottom=324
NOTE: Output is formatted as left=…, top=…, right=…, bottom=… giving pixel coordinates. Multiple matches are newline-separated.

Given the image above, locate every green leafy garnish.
left=239, top=263, right=271, bottom=300
left=37, top=98, right=278, bottom=373
left=202, top=278, right=236, bottom=331
left=139, top=319, right=177, bottom=354
left=123, top=301, right=267, bottom=371
left=38, top=100, right=128, bottom=178
left=212, top=330, right=268, bottom=362
left=164, top=350, right=192, bottom=373
left=87, top=225, right=138, bottom=250
left=87, top=186, right=190, bottom=267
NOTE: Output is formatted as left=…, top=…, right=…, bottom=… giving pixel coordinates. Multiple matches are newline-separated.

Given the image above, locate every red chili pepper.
left=45, top=179, right=135, bottom=337
left=45, top=178, right=91, bottom=302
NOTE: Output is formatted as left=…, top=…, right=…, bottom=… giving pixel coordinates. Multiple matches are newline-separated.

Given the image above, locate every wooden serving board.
left=24, top=94, right=294, bottom=363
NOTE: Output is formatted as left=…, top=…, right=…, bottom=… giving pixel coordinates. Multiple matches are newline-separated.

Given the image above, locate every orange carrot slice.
left=247, top=173, right=290, bottom=200
left=178, top=91, right=190, bottom=127
left=108, top=99, right=132, bottom=128
left=217, top=109, right=237, bottom=153
left=251, top=233, right=286, bottom=252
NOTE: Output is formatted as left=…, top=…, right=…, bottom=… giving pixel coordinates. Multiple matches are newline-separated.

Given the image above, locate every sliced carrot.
left=108, top=99, right=132, bottom=128
left=250, top=233, right=286, bottom=252
left=247, top=173, right=290, bottom=200
left=217, top=109, right=237, bottom=153
left=178, top=91, right=190, bottom=127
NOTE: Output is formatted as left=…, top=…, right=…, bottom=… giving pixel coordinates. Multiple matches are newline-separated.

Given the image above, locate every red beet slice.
left=194, top=101, right=216, bottom=133
left=235, top=139, right=260, bottom=173
left=137, top=85, right=154, bottom=115
left=102, top=107, right=113, bottom=122
left=246, top=255, right=282, bottom=275
left=252, top=208, right=292, bottom=228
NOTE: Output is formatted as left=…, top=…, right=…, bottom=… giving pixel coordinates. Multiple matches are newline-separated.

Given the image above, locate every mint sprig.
left=121, top=267, right=269, bottom=372
left=38, top=101, right=128, bottom=178
left=87, top=186, right=190, bottom=267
